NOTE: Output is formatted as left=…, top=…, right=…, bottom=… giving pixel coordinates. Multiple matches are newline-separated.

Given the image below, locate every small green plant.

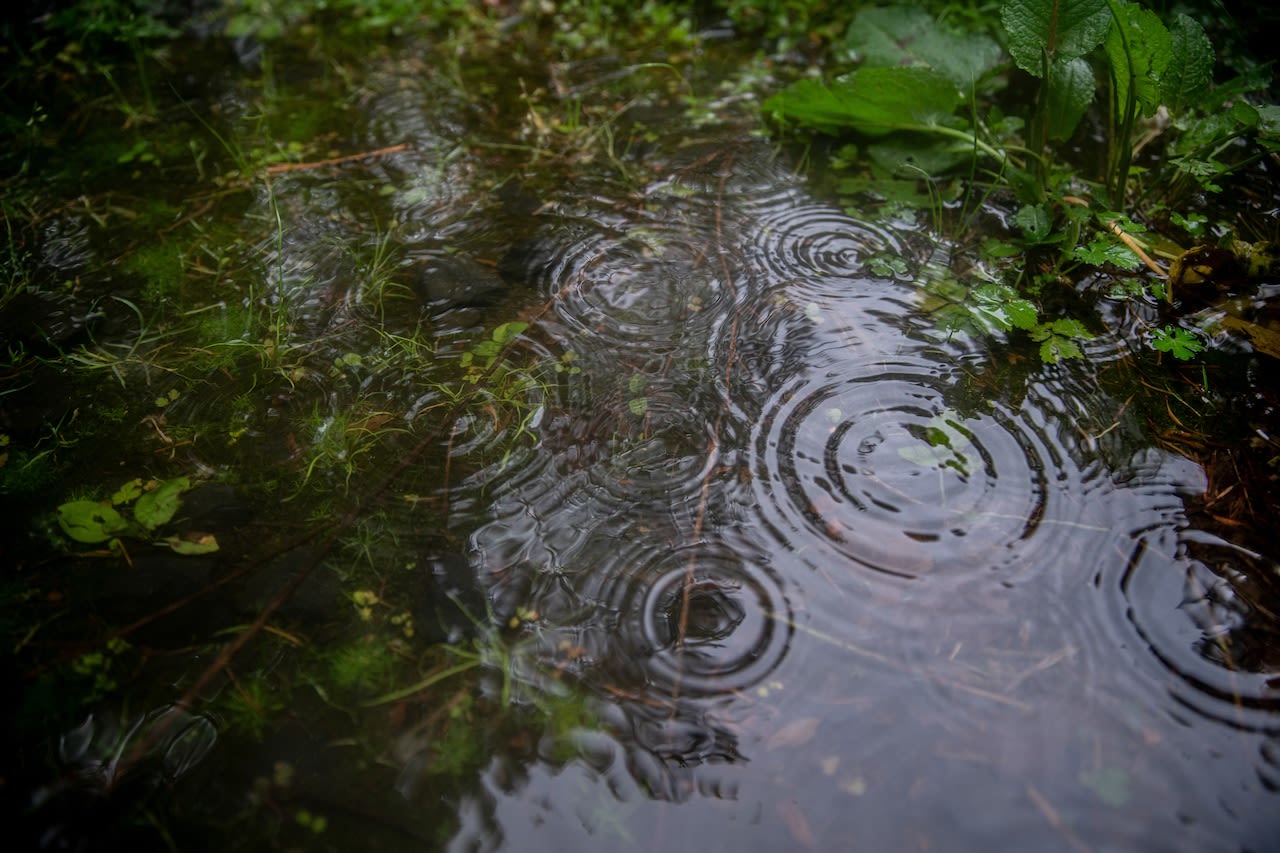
left=1150, top=324, right=1203, bottom=360
left=56, top=476, right=220, bottom=556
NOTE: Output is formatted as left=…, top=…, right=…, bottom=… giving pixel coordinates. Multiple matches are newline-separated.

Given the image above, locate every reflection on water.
left=12, top=31, right=1280, bottom=853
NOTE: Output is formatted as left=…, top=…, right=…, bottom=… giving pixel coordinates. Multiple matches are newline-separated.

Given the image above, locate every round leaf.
left=57, top=501, right=130, bottom=544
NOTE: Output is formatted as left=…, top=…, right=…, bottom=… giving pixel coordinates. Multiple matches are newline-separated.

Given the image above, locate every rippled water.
left=11, top=31, right=1280, bottom=853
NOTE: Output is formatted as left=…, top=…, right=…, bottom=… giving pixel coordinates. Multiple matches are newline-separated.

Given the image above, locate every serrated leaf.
left=843, top=5, right=1001, bottom=88
left=1104, top=2, right=1172, bottom=118
left=1038, top=335, right=1085, bottom=362
left=764, top=67, right=962, bottom=138
left=1001, top=0, right=1111, bottom=77
left=967, top=284, right=1040, bottom=333
left=628, top=397, right=648, bottom=417
left=1161, top=14, right=1213, bottom=113
left=1072, top=235, right=1142, bottom=270
left=134, top=476, right=190, bottom=531
left=1044, top=56, right=1096, bottom=140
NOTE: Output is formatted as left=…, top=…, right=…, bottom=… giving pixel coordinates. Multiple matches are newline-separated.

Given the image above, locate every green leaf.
left=898, top=409, right=973, bottom=475
left=628, top=397, right=648, bottom=417
left=1044, top=56, right=1096, bottom=140
left=843, top=5, right=1002, bottom=88
left=765, top=67, right=962, bottom=137
left=1072, top=234, right=1142, bottom=269
left=133, top=477, right=190, bottom=531
left=1001, top=0, right=1111, bottom=77
left=867, top=137, right=973, bottom=177
left=491, top=321, right=528, bottom=344
left=110, top=478, right=144, bottom=506
left=1081, top=767, right=1130, bottom=807
left=1104, top=1, right=1172, bottom=118
left=1151, top=325, right=1203, bottom=360
left=57, top=500, right=131, bottom=544
left=1014, top=204, right=1054, bottom=243
left=968, top=283, right=1040, bottom=333
left=1031, top=318, right=1091, bottom=362
left=1161, top=13, right=1214, bottom=114
left=162, top=532, right=221, bottom=555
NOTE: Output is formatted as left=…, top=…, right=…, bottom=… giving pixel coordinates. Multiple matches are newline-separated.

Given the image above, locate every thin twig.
left=264, top=143, right=411, bottom=175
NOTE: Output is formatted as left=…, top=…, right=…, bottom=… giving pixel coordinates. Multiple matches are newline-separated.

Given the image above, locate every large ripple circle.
left=752, top=364, right=1049, bottom=579
left=591, top=540, right=793, bottom=700
left=748, top=203, right=923, bottom=284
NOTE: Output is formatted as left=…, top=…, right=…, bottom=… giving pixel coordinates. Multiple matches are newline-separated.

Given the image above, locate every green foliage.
left=763, top=0, right=1278, bottom=363
left=1151, top=324, right=1203, bottom=360
left=841, top=6, right=1001, bottom=89
left=1002, top=0, right=1111, bottom=75
left=765, top=66, right=963, bottom=137
left=55, top=476, right=219, bottom=555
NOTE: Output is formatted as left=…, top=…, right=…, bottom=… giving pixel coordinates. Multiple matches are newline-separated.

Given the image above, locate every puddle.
left=5, top=12, right=1279, bottom=853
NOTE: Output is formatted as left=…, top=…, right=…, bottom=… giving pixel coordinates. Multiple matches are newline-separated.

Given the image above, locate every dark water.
left=6, top=25, right=1279, bottom=853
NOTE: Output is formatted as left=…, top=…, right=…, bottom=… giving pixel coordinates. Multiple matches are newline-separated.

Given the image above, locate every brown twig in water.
left=264, top=143, right=411, bottom=174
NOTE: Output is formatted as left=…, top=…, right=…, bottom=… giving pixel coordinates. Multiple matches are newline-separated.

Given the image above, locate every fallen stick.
left=264, top=142, right=411, bottom=174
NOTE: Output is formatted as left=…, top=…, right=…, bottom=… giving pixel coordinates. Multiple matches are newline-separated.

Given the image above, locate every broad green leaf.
left=764, top=67, right=962, bottom=138
left=491, top=321, right=528, bottom=344
left=1104, top=2, right=1172, bottom=118
left=1001, top=0, right=1111, bottom=77
left=57, top=500, right=130, bottom=544
left=1044, top=56, right=1096, bottom=140
left=1014, top=204, right=1054, bottom=243
left=134, top=476, right=190, bottom=531
left=1161, top=13, right=1213, bottom=113
left=867, top=137, right=974, bottom=177
left=843, top=6, right=1001, bottom=88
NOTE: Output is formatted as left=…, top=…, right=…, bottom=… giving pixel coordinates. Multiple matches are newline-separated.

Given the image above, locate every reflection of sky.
left=453, top=155, right=1280, bottom=850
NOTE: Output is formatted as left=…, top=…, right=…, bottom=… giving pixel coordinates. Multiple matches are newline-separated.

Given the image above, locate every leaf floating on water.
left=1080, top=766, right=1130, bottom=807
left=57, top=500, right=130, bottom=544
left=766, top=716, right=820, bottom=750
left=777, top=799, right=817, bottom=847
left=163, top=533, right=220, bottom=555
left=134, top=477, right=191, bottom=531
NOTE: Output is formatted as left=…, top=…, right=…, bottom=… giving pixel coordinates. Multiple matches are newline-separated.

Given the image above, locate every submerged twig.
left=264, top=143, right=411, bottom=174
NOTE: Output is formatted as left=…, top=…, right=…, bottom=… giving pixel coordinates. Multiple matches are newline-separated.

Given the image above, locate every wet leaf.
left=764, top=67, right=962, bottom=137
left=843, top=5, right=1001, bottom=88
left=162, top=532, right=220, bottom=555
left=57, top=500, right=131, bottom=544
left=134, top=477, right=191, bottom=531
left=111, top=478, right=144, bottom=506
left=1104, top=2, right=1172, bottom=119
left=767, top=716, right=820, bottom=750
left=1002, top=0, right=1111, bottom=77
left=777, top=799, right=816, bottom=847
left=1080, top=766, right=1130, bottom=807
left=1044, top=56, right=1096, bottom=140
left=1162, top=13, right=1214, bottom=113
